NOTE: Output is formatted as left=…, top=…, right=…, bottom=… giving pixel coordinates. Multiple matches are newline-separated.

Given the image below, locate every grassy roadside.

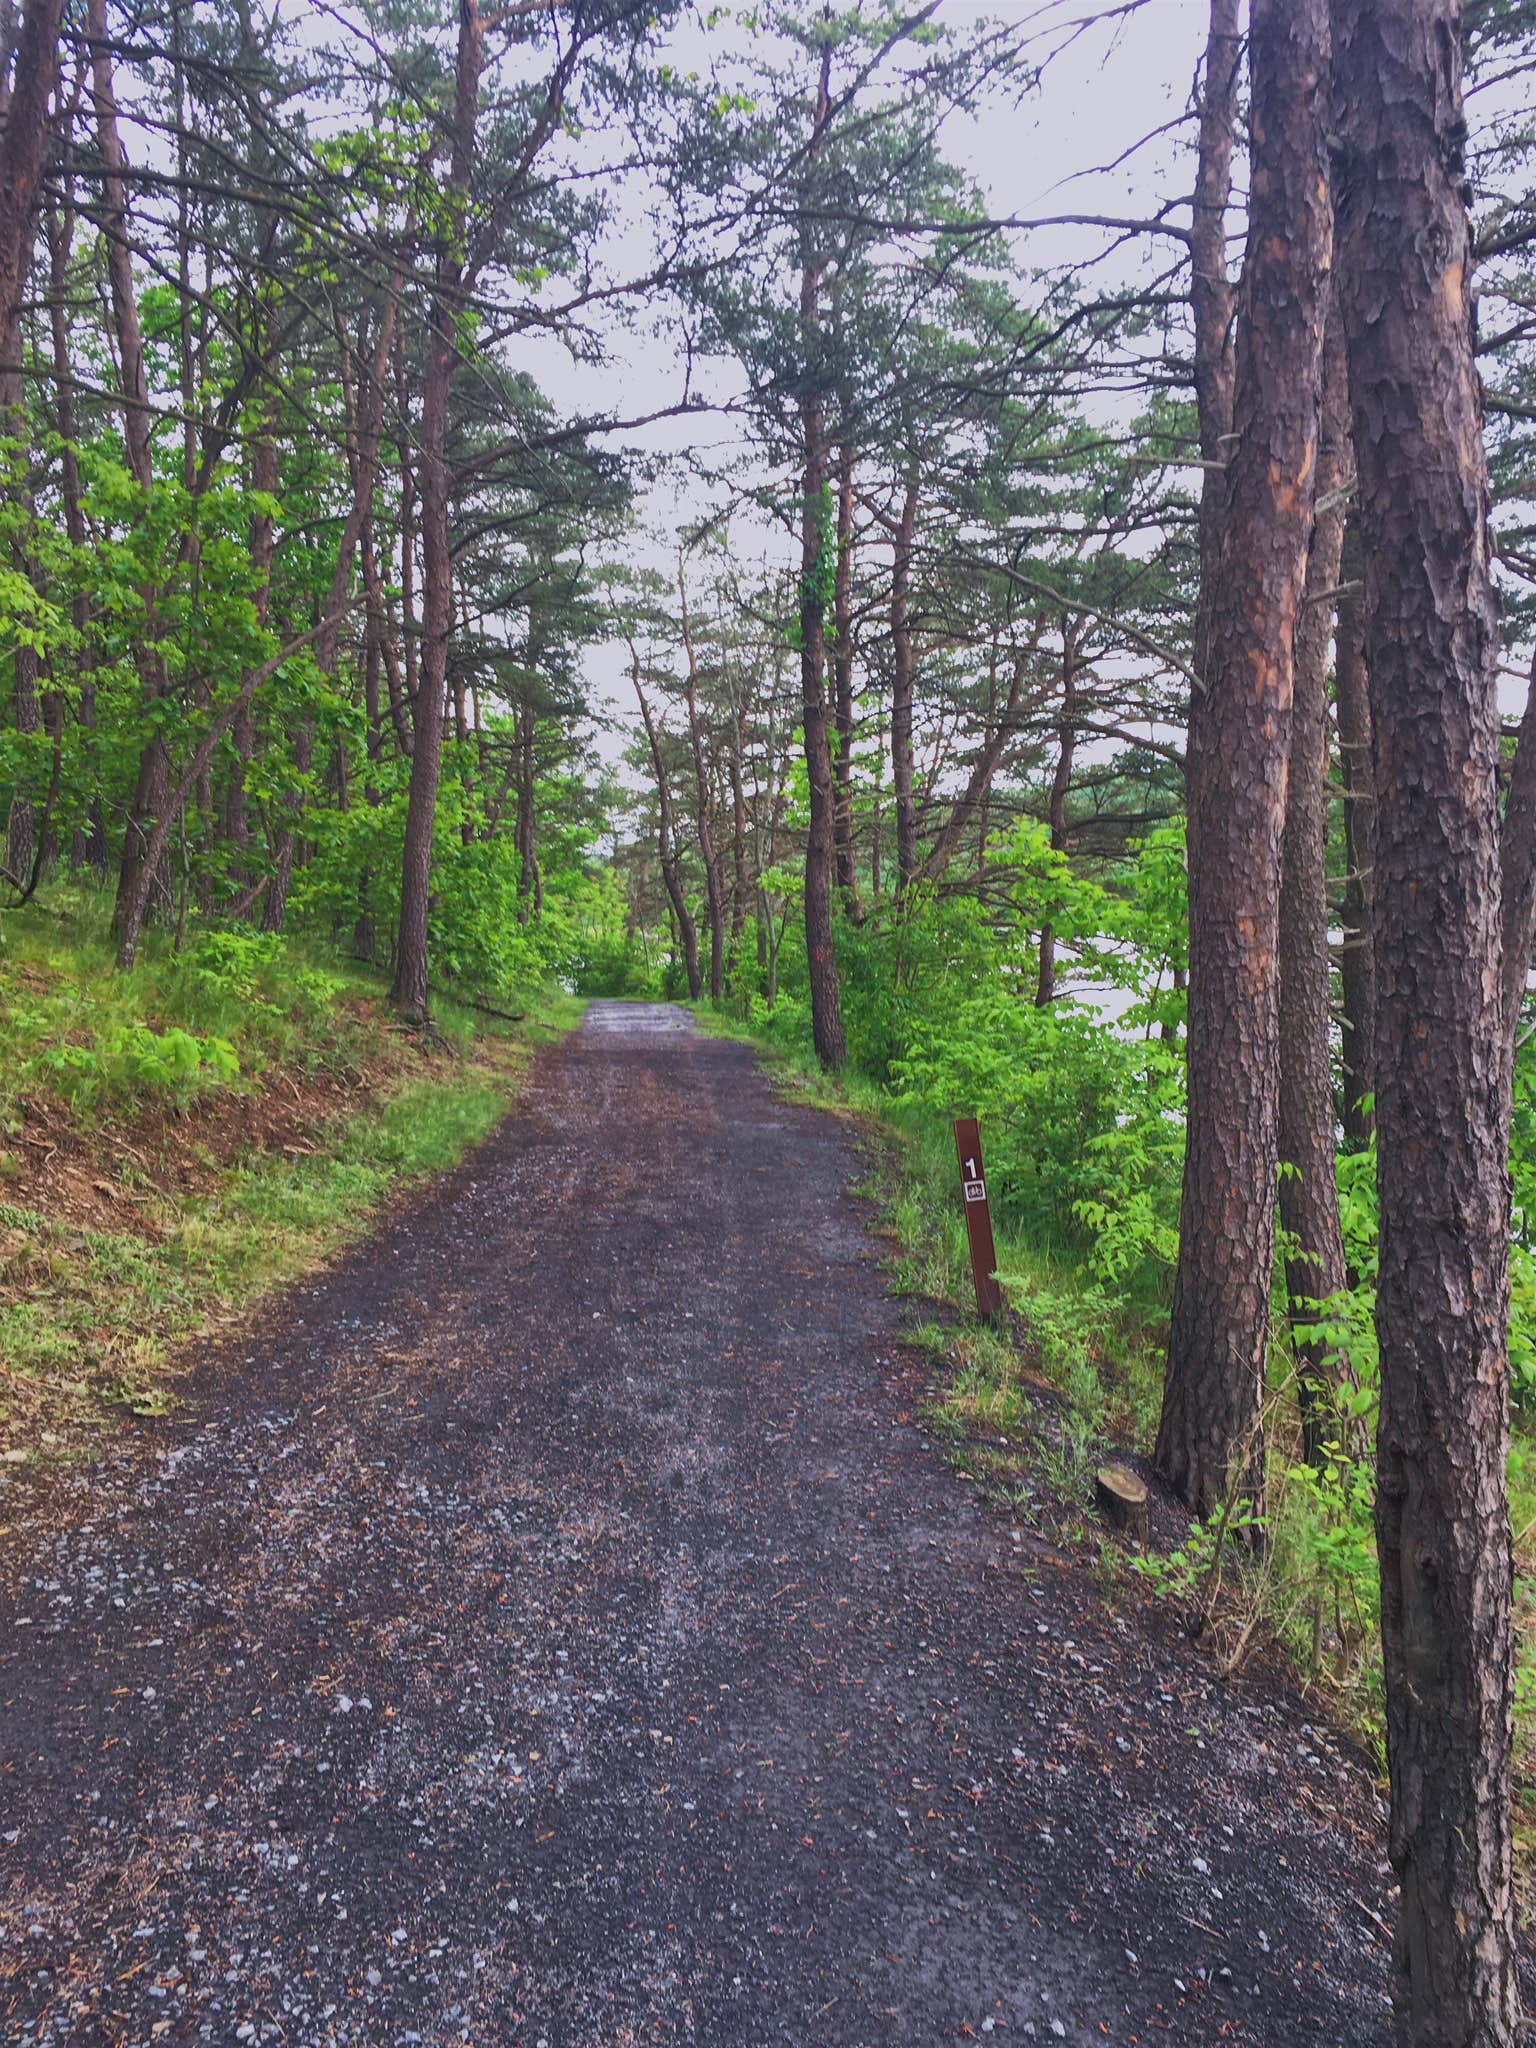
left=1, top=886, right=582, bottom=1467
left=695, top=1000, right=1536, bottom=1884
left=688, top=1002, right=1164, bottom=1535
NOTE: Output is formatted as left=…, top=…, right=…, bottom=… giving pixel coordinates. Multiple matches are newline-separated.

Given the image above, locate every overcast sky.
left=507, top=0, right=1213, bottom=759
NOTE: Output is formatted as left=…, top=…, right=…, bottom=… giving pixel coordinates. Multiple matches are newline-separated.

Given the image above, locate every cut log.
left=1095, top=1463, right=1149, bottom=1545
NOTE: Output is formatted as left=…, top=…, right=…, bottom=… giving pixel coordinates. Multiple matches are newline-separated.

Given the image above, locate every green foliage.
left=34, top=1024, right=240, bottom=1114
left=0, top=884, right=581, bottom=1453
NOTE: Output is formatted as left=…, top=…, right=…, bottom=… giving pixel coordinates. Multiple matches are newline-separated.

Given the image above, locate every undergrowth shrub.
left=31, top=1023, right=239, bottom=1113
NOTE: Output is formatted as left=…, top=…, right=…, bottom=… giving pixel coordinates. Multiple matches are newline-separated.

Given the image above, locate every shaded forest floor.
left=0, top=1001, right=1416, bottom=2045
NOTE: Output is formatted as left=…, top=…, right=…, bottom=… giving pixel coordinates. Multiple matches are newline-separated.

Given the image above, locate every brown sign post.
left=953, top=1116, right=1003, bottom=1320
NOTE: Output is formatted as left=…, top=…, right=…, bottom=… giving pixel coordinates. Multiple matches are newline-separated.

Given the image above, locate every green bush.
left=32, top=1023, right=239, bottom=1113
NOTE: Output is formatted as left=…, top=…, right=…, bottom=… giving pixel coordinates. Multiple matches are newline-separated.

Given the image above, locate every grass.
left=0, top=883, right=582, bottom=1460
left=700, top=989, right=1536, bottom=1897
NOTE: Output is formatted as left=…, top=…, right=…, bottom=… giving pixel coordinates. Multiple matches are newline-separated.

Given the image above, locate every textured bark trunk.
left=1190, top=0, right=1240, bottom=665
left=46, top=192, right=104, bottom=873
left=680, top=564, right=725, bottom=1000
left=0, top=0, right=63, bottom=890
left=891, top=470, right=919, bottom=895
left=630, top=650, right=700, bottom=1001
left=398, top=422, right=420, bottom=715
left=831, top=442, right=859, bottom=910
left=86, top=0, right=152, bottom=493
left=1159, top=0, right=1333, bottom=1522
left=1335, top=511, right=1376, bottom=1149
left=364, top=523, right=412, bottom=761
left=5, top=641, right=40, bottom=887
left=729, top=700, right=749, bottom=961
left=354, top=566, right=383, bottom=963
left=392, top=0, right=482, bottom=1023
left=796, top=46, right=845, bottom=1069
left=1334, top=2, right=1520, bottom=2036
left=1278, top=299, right=1352, bottom=1462
left=228, top=428, right=279, bottom=885
left=92, top=0, right=180, bottom=963
left=514, top=699, right=541, bottom=920
left=0, top=0, right=65, bottom=418
left=1035, top=626, right=1077, bottom=1009
left=267, top=291, right=397, bottom=929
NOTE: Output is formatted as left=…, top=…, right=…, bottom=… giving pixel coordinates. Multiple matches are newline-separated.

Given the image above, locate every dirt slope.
left=0, top=1003, right=1395, bottom=2045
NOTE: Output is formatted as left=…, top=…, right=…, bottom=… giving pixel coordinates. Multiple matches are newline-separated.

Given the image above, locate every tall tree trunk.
left=0, top=0, right=65, bottom=929
left=1036, top=622, right=1077, bottom=1008
left=1158, top=0, right=1333, bottom=1522
left=630, top=647, right=700, bottom=1001
left=354, top=539, right=383, bottom=964
left=1278, top=299, right=1352, bottom=1462
left=1334, top=2, right=1520, bottom=2034
left=45, top=187, right=102, bottom=873
left=1335, top=509, right=1376, bottom=1148
left=680, top=564, right=725, bottom=1000
left=1190, top=0, right=1240, bottom=663
left=729, top=697, right=750, bottom=965
left=92, top=0, right=178, bottom=962
left=392, top=4, right=482, bottom=1022
left=795, top=45, right=845, bottom=1069
left=397, top=382, right=420, bottom=716
left=514, top=699, right=541, bottom=920
left=831, top=441, right=860, bottom=911
left=0, top=0, right=65, bottom=415
left=5, top=627, right=39, bottom=887
left=266, top=287, right=399, bottom=934
left=891, top=468, right=919, bottom=895
left=229, top=423, right=278, bottom=888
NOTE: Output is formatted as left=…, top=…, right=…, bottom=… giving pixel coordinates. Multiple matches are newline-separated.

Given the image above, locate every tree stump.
left=1095, top=1464, right=1149, bottom=1545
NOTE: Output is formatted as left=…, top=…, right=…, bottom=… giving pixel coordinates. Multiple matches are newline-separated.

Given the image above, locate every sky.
left=505, top=0, right=1215, bottom=761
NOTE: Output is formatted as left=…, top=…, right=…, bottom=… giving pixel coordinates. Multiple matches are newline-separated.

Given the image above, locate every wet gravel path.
left=1, top=1004, right=1396, bottom=2045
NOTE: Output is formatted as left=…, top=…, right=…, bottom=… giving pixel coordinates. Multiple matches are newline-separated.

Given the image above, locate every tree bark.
left=1190, top=0, right=1241, bottom=662
left=45, top=186, right=101, bottom=873
left=1278, top=298, right=1352, bottom=1462
left=1335, top=510, right=1376, bottom=1148
left=0, top=0, right=65, bottom=420
left=1036, top=621, right=1078, bottom=1007
left=630, top=645, right=700, bottom=1001
left=831, top=441, right=860, bottom=911
left=795, top=45, right=845, bottom=1069
left=1158, top=0, right=1333, bottom=1522
left=228, top=424, right=278, bottom=884
left=1334, top=1, right=1520, bottom=2035
left=891, top=468, right=919, bottom=896
left=0, top=0, right=63, bottom=891
left=729, top=695, right=750, bottom=966
left=91, top=0, right=179, bottom=959
left=679, top=562, right=725, bottom=999
left=391, top=0, right=483, bottom=1024
left=266, top=286, right=399, bottom=933
left=514, top=698, right=540, bottom=919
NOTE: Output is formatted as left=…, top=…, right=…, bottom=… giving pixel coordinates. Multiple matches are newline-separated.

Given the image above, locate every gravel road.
left=0, top=1003, right=1396, bottom=2045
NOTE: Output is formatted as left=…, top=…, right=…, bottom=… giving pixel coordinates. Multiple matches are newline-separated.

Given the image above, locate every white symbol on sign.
left=964, top=1180, right=987, bottom=1204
